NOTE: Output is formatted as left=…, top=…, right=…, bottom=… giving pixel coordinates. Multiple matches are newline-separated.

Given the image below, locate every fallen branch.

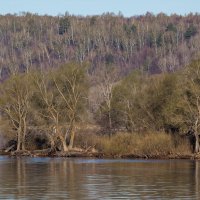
left=5, top=145, right=15, bottom=153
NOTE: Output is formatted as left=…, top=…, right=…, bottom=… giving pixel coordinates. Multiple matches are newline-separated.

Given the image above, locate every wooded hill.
left=0, top=12, right=200, bottom=79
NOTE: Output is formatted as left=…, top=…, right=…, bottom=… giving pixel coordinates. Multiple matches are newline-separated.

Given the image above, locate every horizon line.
left=1, top=11, right=200, bottom=18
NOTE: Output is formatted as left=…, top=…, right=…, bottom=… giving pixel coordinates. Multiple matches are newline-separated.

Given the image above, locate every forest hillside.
left=0, top=12, right=200, bottom=79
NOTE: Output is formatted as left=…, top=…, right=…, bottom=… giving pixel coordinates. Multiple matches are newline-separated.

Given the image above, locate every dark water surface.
left=0, top=156, right=199, bottom=199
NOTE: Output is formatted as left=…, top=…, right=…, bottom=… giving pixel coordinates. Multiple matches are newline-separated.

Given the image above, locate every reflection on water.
left=0, top=156, right=199, bottom=199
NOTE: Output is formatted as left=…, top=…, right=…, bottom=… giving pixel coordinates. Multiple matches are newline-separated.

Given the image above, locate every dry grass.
left=75, top=131, right=192, bottom=157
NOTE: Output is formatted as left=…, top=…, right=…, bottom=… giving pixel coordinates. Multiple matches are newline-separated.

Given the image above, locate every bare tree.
left=53, top=63, right=88, bottom=149
left=0, top=74, right=33, bottom=151
left=93, top=65, right=119, bottom=134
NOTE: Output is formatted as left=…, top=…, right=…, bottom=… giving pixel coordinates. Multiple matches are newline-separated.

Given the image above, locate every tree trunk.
left=195, top=133, right=200, bottom=153
left=68, top=118, right=76, bottom=150
left=21, top=118, right=26, bottom=151
left=48, top=134, right=55, bottom=150
left=17, top=129, right=21, bottom=151
left=21, top=139, right=25, bottom=151
left=55, top=124, right=69, bottom=152
left=69, top=122, right=75, bottom=150
left=62, top=139, right=68, bottom=152
left=108, top=109, right=112, bottom=137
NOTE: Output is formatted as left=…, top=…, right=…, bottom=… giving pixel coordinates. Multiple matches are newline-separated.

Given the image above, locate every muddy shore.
left=0, top=149, right=200, bottom=160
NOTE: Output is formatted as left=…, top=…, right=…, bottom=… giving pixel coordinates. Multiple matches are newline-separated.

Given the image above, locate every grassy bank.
left=75, top=131, right=193, bottom=158
left=0, top=130, right=195, bottom=159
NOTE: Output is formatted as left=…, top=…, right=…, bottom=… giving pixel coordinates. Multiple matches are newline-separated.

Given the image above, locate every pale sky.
left=0, top=0, right=200, bottom=16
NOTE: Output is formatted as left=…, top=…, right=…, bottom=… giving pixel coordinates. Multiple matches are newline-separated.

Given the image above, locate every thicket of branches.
left=0, top=63, right=88, bottom=152
left=0, top=60, right=200, bottom=153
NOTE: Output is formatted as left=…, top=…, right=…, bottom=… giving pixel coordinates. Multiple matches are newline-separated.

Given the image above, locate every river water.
left=0, top=156, right=199, bottom=199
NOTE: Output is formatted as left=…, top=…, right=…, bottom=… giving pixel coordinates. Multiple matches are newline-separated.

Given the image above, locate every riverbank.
left=1, top=149, right=200, bottom=160
left=0, top=131, right=196, bottom=159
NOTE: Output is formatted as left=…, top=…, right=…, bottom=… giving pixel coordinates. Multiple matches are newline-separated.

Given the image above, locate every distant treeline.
left=0, top=12, right=200, bottom=80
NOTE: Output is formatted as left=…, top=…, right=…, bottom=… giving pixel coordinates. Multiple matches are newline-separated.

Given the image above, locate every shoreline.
left=0, top=150, right=199, bottom=160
